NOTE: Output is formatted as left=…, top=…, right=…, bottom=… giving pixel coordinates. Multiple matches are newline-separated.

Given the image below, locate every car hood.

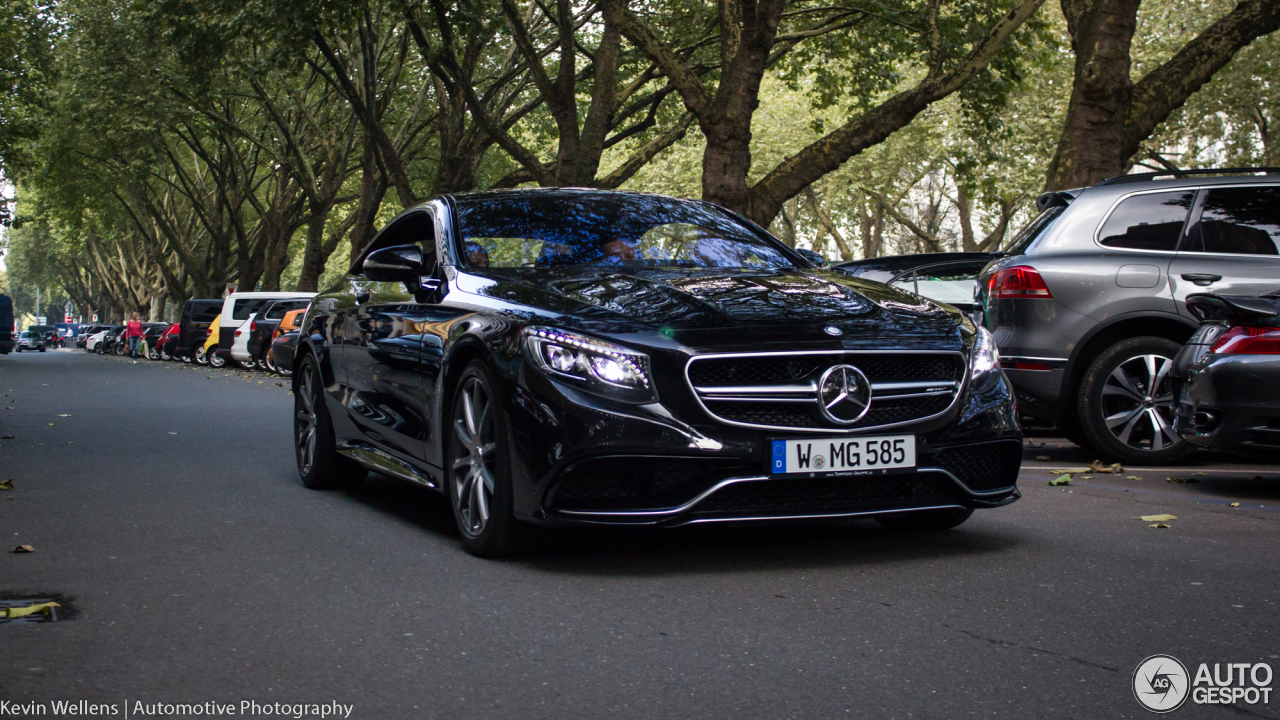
left=458, top=267, right=962, bottom=333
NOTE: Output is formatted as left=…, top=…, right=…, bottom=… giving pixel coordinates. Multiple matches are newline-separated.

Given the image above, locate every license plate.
left=770, top=435, right=915, bottom=476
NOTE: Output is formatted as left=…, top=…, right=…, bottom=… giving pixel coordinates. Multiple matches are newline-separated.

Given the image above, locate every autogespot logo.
left=1134, top=655, right=1190, bottom=713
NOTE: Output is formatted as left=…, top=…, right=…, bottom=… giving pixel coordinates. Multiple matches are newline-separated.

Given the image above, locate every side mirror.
left=363, top=244, right=426, bottom=283
left=796, top=248, right=829, bottom=268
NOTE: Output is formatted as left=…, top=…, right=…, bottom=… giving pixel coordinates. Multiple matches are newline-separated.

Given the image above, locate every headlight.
left=969, top=326, right=1002, bottom=394
left=522, top=327, right=657, bottom=403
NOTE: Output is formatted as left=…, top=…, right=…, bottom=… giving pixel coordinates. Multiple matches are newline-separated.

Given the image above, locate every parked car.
left=143, top=323, right=169, bottom=359
left=15, top=330, right=47, bottom=352
left=978, top=168, right=1280, bottom=464
left=199, top=313, right=225, bottom=367
left=85, top=327, right=115, bottom=353
left=177, top=299, right=222, bottom=364
left=0, top=294, right=13, bottom=354
left=229, top=312, right=259, bottom=369
left=243, top=299, right=311, bottom=370
left=1172, top=292, right=1280, bottom=457
left=158, top=323, right=181, bottom=360
left=266, top=309, right=307, bottom=376
left=77, top=325, right=109, bottom=349
left=837, top=252, right=999, bottom=317
left=216, top=292, right=315, bottom=367
left=96, top=326, right=126, bottom=355
left=293, top=189, right=1021, bottom=557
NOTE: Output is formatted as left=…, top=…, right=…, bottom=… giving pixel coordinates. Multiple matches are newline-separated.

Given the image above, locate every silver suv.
left=978, top=169, right=1280, bottom=464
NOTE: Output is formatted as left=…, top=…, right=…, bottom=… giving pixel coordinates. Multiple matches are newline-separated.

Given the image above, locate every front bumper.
left=502, top=362, right=1022, bottom=527
left=1173, top=348, right=1280, bottom=456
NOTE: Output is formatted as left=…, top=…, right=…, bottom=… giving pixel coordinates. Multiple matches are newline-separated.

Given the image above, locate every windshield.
left=454, top=193, right=799, bottom=270
left=1003, top=206, right=1065, bottom=255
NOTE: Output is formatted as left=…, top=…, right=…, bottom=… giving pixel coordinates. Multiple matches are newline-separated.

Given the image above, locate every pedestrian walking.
left=125, top=312, right=144, bottom=364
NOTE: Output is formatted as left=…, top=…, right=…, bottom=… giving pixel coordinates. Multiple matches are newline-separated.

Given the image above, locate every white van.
left=215, top=291, right=315, bottom=368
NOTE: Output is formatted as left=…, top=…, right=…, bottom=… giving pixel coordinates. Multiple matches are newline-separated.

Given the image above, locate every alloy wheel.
left=1099, top=353, right=1179, bottom=452
left=294, top=362, right=319, bottom=477
left=450, top=377, right=497, bottom=538
left=194, top=346, right=208, bottom=364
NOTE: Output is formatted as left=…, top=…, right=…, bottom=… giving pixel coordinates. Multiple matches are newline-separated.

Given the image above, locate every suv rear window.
left=1003, top=206, right=1064, bottom=256
left=1195, top=186, right=1280, bottom=255
left=185, top=303, right=221, bottom=323
left=231, top=299, right=271, bottom=321
left=1098, top=191, right=1193, bottom=251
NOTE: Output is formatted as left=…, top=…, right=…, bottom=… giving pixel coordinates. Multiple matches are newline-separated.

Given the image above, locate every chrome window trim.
left=683, top=349, right=968, bottom=434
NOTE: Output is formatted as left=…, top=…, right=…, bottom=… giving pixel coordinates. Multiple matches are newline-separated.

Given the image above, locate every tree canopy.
left=0, top=0, right=1275, bottom=322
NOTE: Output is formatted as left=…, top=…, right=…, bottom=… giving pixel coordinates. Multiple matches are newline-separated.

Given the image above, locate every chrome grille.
left=686, top=351, right=965, bottom=432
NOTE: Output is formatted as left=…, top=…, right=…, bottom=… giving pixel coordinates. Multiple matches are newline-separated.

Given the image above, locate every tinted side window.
left=1196, top=187, right=1280, bottom=255
left=232, top=299, right=271, bottom=321
left=1098, top=191, right=1194, bottom=251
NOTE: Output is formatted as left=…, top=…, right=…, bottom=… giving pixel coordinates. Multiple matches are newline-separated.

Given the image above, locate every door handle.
left=1181, top=273, right=1222, bottom=287
left=355, top=292, right=371, bottom=304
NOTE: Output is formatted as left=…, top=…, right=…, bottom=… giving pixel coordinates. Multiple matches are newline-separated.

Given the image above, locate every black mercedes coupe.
left=292, top=189, right=1021, bottom=556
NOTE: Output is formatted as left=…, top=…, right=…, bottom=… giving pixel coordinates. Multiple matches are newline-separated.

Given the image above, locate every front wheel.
left=876, top=507, right=973, bottom=531
left=446, top=362, right=524, bottom=558
left=1077, top=336, right=1194, bottom=466
left=294, top=355, right=364, bottom=489
left=148, top=346, right=160, bottom=360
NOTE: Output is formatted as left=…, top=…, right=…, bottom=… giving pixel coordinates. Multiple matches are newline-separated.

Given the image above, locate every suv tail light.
left=250, top=321, right=257, bottom=332
left=988, top=266, right=1053, bottom=299
left=206, top=328, right=212, bottom=337
left=1210, top=326, right=1280, bottom=354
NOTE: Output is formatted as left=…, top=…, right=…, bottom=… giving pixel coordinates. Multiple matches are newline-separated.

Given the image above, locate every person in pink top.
left=125, top=312, right=144, bottom=364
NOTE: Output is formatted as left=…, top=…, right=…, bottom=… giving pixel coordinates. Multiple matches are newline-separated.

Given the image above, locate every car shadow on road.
left=515, top=521, right=1023, bottom=578
left=345, top=472, right=1024, bottom=576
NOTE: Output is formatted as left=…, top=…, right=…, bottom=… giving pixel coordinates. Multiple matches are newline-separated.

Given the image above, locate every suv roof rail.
left=1096, top=167, right=1280, bottom=186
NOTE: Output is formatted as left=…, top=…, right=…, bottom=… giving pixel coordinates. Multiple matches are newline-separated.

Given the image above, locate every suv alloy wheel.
left=1077, top=336, right=1194, bottom=465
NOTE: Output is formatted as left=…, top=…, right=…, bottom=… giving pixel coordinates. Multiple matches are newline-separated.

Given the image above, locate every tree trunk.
left=1046, top=0, right=1280, bottom=190
left=295, top=206, right=330, bottom=293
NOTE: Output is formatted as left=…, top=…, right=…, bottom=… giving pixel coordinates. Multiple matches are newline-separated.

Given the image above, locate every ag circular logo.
left=1134, top=654, right=1190, bottom=713
left=817, top=364, right=872, bottom=424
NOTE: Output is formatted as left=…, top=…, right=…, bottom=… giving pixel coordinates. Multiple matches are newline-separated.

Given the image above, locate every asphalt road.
left=2, top=349, right=1279, bottom=719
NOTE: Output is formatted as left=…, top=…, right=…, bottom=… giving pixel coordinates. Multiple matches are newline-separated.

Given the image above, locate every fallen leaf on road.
left=1136, top=514, right=1177, bottom=522
left=1048, top=468, right=1090, bottom=474
left=1087, top=460, right=1125, bottom=474
left=0, top=602, right=59, bottom=619
left=47, top=423, right=55, bottom=426
left=1, top=435, right=13, bottom=440
left=1048, top=475, right=1072, bottom=486
left=1230, top=502, right=1241, bottom=508
left=10, top=545, right=35, bottom=553
left=1036, top=455, right=1050, bottom=460
left=1166, top=477, right=1199, bottom=484
left=257, top=381, right=263, bottom=385
left=1082, top=475, right=1094, bottom=479
left=1126, top=476, right=1142, bottom=480
left=0, top=479, right=12, bottom=490
left=1195, top=472, right=1208, bottom=476
left=1149, top=523, right=1171, bottom=529
left=57, top=414, right=70, bottom=417
left=167, top=432, right=178, bottom=435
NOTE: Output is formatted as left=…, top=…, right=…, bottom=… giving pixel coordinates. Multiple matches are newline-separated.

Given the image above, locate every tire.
left=161, top=348, right=171, bottom=361
left=148, top=347, right=160, bottom=360
left=1077, top=336, right=1194, bottom=466
left=14, top=347, right=21, bottom=353
left=193, top=345, right=209, bottom=365
left=265, top=351, right=279, bottom=375
left=446, top=361, right=525, bottom=558
left=876, top=507, right=973, bottom=531
left=294, top=354, right=365, bottom=490
left=208, top=347, right=226, bottom=368
left=38, top=347, right=45, bottom=353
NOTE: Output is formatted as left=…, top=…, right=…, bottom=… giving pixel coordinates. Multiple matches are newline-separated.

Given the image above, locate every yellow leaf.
left=1230, top=502, right=1240, bottom=508
left=1, top=601, right=59, bottom=619
left=0, top=479, right=12, bottom=490
left=1048, top=475, right=1072, bottom=486
left=1136, top=514, right=1177, bottom=522
left=1149, top=523, right=1171, bottom=529
left=1126, top=476, right=1141, bottom=480
left=10, top=544, right=35, bottom=553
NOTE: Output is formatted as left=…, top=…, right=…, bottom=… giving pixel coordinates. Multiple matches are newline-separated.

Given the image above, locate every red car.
left=157, top=323, right=181, bottom=360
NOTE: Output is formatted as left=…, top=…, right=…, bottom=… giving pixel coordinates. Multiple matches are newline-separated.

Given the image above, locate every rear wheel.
left=148, top=346, right=160, bottom=360
left=208, top=347, right=226, bottom=368
left=876, top=507, right=973, bottom=531
left=294, top=355, right=364, bottom=489
left=1077, top=336, right=1194, bottom=466
left=446, top=362, right=524, bottom=558
left=193, top=345, right=208, bottom=364
left=265, top=351, right=279, bottom=374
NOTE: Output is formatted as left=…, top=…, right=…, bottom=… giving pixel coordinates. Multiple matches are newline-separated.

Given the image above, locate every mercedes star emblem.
left=824, top=326, right=842, bottom=336
left=817, top=364, right=872, bottom=424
